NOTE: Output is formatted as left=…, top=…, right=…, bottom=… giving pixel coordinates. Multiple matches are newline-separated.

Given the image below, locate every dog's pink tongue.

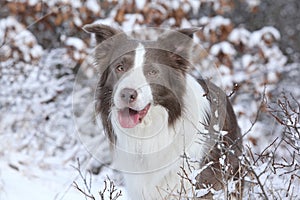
left=118, top=108, right=140, bottom=128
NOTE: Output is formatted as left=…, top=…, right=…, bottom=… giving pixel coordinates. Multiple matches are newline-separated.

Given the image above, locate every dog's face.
left=83, top=24, right=198, bottom=140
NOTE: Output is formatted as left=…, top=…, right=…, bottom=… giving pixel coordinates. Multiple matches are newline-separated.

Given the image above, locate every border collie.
left=83, top=24, right=243, bottom=199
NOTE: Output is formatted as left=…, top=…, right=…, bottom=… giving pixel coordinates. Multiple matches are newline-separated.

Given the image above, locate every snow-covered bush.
left=0, top=17, right=43, bottom=64
left=0, top=0, right=298, bottom=199
left=0, top=16, right=83, bottom=172
left=3, top=0, right=101, bottom=47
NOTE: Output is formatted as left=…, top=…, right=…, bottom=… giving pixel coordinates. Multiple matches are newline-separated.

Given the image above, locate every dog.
left=83, top=24, right=243, bottom=199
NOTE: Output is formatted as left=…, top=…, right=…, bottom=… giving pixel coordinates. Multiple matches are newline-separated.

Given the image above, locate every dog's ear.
left=158, top=27, right=201, bottom=42
left=157, top=27, right=201, bottom=55
left=83, top=24, right=122, bottom=44
left=176, top=27, right=202, bottom=38
left=157, top=27, right=202, bottom=65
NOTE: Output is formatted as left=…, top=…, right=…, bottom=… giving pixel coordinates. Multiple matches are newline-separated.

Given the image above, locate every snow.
left=0, top=162, right=81, bottom=200
left=246, top=0, right=261, bottom=9
left=227, top=180, right=237, bottom=195
left=228, top=27, right=251, bottom=45
left=180, top=18, right=192, bottom=28
left=86, top=0, right=101, bottom=14
left=73, top=16, right=83, bottom=27
left=65, top=37, right=86, bottom=50
left=1, top=1, right=299, bottom=199
left=210, top=41, right=236, bottom=55
left=241, top=54, right=252, bottom=68
left=199, top=15, right=232, bottom=42
left=182, top=2, right=191, bottom=13
left=0, top=17, right=43, bottom=63
left=195, top=188, right=209, bottom=197
left=164, top=1, right=179, bottom=10
left=200, top=15, right=231, bottom=30
left=0, top=160, right=126, bottom=200
left=189, top=1, right=201, bottom=15
left=135, top=0, right=146, bottom=10
left=148, top=2, right=168, bottom=17
left=188, top=162, right=213, bottom=185
left=68, top=0, right=82, bottom=9
left=122, top=14, right=144, bottom=32
left=249, top=26, right=281, bottom=47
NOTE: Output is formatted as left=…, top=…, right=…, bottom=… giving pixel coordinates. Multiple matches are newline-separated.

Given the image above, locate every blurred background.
left=0, top=0, right=299, bottom=199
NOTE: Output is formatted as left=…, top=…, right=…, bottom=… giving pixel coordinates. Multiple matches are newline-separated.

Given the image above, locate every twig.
left=99, top=176, right=122, bottom=200
left=242, top=152, right=270, bottom=200
left=73, top=181, right=96, bottom=200
left=227, top=83, right=240, bottom=98
left=72, top=158, right=93, bottom=194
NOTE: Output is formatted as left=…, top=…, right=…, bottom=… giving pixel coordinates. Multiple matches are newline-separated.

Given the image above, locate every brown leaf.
left=248, top=136, right=258, bottom=146
left=54, top=15, right=63, bottom=26
left=115, top=7, right=126, bottom=24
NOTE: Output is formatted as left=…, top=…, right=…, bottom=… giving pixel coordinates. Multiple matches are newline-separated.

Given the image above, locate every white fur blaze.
left=134, top=43, right=146, bottom=69
left=113, top=43, right=153, bottom=114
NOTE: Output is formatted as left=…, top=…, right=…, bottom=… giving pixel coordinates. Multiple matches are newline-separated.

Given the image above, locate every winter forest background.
left=0, top=0, right=299, bottom=199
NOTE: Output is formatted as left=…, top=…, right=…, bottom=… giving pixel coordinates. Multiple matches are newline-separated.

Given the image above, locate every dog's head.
left=83, top=24, right=199, bottom=142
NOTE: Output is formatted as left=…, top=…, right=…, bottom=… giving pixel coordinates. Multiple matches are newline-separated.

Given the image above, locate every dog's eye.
left=148, top=69, right=158, bottom=76
left=115, top=64, right=125, bottom=72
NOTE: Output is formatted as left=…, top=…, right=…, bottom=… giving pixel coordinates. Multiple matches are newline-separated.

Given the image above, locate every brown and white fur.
left=83, top=24, right=243, bottom=199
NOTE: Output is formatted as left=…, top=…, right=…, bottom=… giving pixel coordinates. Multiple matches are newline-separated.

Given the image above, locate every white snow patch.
left=65, top=37, right=86, bottom=50
left=249, top=26, right=281, bottom=47
left=195, top=188, right=210, bottom=197
left=86, top=0, right=101, bottom=13
left=180, top=18, right=192, bottom=28
left=135, top=0, right=146, bottom=10
left=220, top=130, right=228, bottom=136
left=122, top=14, right=144, bottom=32
left=190, top=1, right=201, bottom=15
left=200, top=16, right=232, bottom=41
left=241, top=54, right=253, bottom=68
left=227, top=180, right=237, bottom=194
left=214, top=110, right=219, bottom=118
left=0, top=16, right=44, bottom=62
left=182, top=2, right=191, bottom=13
left=246, top=0, right=261, bottom=8
left=210, top=41, right=236, bottom=56
left=228, top=27, right=251, bottom=45
left=213, top=124, right=220, bottom=132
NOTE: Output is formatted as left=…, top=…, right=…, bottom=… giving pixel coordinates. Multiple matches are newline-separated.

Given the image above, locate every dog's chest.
left=111, top=75, right=210, bottom=199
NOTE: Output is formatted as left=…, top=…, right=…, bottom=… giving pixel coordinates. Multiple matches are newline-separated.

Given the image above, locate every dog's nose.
left=120, top=88, right=138, bottom=103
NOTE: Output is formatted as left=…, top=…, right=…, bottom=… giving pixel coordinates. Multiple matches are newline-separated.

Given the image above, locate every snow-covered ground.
left=0, top=157, right=127, bottom=200
left=0, top=0, right=299, bottom=199
left=1, top=161, right=84, bottom=200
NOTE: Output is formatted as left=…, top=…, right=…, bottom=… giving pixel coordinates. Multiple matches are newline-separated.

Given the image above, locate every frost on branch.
left=0, top=0, right=298, bottom=199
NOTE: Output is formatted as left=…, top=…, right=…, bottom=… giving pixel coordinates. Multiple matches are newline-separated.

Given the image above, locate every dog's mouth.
left=117, top=104, right=151, bottom=128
